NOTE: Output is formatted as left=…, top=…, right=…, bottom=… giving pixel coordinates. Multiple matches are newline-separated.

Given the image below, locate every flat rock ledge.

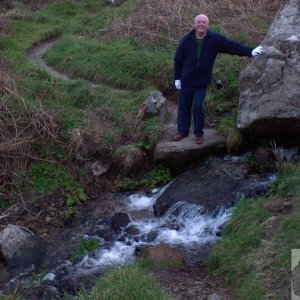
left=154, top=129, right=226, bottom=169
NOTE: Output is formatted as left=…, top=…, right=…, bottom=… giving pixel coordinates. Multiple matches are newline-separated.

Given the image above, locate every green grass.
left=0, top=0, right=168, bottom=140
left=217, top=115, right=243, bottom=153
left=70, top=237, right=100, bottom=262
left=27, top=162, right=88, bottom=217
left=206, top=55, right=244, bottom=114
left=44, top=38, right=173, bottom=91
left=208, top=162, right=300, bottom=299
left=69, top=263, right=173, bottom=300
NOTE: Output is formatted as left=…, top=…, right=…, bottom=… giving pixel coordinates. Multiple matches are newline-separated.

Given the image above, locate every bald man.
left=174, top=14, right=263, bottom=144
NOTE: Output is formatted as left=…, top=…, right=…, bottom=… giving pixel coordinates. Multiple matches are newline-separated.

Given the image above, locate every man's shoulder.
left=206, top=30, right=226, bottom=40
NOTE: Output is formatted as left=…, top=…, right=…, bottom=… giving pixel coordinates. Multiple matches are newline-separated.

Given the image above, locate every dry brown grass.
left=0, top=56, right=61, bottom=198
left=102, top=0, right=285, bottom=46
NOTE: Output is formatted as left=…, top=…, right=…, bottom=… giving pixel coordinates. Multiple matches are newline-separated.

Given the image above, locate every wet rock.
left=95, top=228, right=117, bottom=241
left=154, top=158, right=248, bottom=217
left=111, top=212, right=131, bottom=232
left=0, top=262, right=9, bottom=285
left=141, top=243, right=186, bottom=266
left=145, top=230, right=159, bottom=243
left=249, top=148, right=275, bottom=173
left=154, top=156, right=274, bottom=217
left=125, top=225, right=140, bottom=236
left=0, top=224, right=46, bottom=268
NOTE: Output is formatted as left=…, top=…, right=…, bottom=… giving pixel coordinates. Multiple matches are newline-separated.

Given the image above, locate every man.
left=174, top=14, right=263, bottom=144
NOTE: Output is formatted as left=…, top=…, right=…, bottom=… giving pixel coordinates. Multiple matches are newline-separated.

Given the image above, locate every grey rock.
left=111, top=212, right=131, bottom=232
left=133, top=90, right=167, bottom=135
left=237, top=0, right=300, bottom=137
left=144, top=90, right=167, bottom=119
left=90, top=161, right=109, bottom=176
left=153, top=156, right=272, bottom=217
left=207, top=293, right=223, bottom=300
left=154, top=128, right=226, bottom=170
left=0, top=224, right=46, bottom=268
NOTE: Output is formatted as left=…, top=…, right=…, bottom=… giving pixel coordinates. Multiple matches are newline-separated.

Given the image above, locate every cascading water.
left=4, top=149, right=293, bottom=299
left=44, top=189, right=232, bottom=283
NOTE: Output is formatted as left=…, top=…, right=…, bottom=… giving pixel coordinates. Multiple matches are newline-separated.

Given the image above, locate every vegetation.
left=208, top=161, right=300, bottom=299
left=0, top=0, right=290, bottom=299
left=216, top=115, right=243, bottom=153
left=117, top=165, right=172, bottom=191
left=68, top=263, right=173, bottom=300
left=70, top=237, right=100, bottom=262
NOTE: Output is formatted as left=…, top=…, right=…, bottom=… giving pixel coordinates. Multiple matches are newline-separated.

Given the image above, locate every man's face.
left=194, top=16, right=209, bottom=36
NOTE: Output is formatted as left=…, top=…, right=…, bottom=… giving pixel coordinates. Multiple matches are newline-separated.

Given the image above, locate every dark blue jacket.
left=174, top=29, right=253, bottom=87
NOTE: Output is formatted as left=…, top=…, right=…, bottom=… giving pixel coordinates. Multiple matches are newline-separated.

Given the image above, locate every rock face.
left=237, top=0, right=300, bottom=137
left=153, top=157, right=273, bottom=217
left=0, top=224, right=46, bottom=268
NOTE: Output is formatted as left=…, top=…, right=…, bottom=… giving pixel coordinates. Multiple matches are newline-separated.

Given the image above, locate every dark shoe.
left=195, top=136, right=204, bottom=144
left=173, top=133, right=188, bottom=141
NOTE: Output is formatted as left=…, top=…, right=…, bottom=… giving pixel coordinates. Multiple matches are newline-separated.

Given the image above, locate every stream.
left=3, top=38, right=295, bottom=299
left=1, top=151, right=288, bottom=299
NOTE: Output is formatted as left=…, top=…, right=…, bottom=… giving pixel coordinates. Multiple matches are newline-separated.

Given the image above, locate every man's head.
left=194, top=14, right=209, bottom=38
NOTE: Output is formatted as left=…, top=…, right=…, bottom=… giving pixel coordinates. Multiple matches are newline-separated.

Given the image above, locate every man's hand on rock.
left=252, top=45, right=263, bottom=57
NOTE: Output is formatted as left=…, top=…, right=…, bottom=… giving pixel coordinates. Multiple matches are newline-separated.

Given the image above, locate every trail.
left=27, top=38, right=71, bottom=80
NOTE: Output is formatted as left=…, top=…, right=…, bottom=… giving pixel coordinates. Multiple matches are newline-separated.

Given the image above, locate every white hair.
left=194, top=14, right=209, bottom=24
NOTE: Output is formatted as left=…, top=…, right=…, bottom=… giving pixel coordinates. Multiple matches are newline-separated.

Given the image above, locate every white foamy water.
left=127, top=193, right=156, bottom=210
left=72, top=189, right=232, bottom=275
left=78, top=242, right=136, bottom=269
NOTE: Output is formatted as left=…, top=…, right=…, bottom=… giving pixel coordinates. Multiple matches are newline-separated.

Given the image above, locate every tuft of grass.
left=70, top=263, right=173, bottom=300
left=115, top=165, right=172, bottom=191
left=139, top=117, right=164, bottom=150
left=216, top=115, right=243, bottom=153
left=140, top=165, right=172, bottom=190
left=70, top=237, right=100, bottom=262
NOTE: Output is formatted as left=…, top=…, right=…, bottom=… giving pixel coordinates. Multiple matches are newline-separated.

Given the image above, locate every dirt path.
left=27, top=38, right=71, bottom=80
left=151, top=266, right=235, bottom=300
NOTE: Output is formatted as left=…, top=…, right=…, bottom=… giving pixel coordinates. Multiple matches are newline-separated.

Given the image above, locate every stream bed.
left=2, top=151, right=294, bottom=299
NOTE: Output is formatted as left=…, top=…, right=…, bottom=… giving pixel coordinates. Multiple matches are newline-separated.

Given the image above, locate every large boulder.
left=153, top=157, right=273, bottom=217
left=237, top=0, right=300, bottom=137
left=0, top=224, right=46, bottom=268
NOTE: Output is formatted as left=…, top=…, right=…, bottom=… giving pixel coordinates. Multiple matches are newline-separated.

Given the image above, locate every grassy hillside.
left=1, top=0, right=295, bottom=299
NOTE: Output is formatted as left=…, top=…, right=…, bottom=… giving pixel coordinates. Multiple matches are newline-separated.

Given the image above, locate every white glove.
left=175, top=80, right=181, bottom=90
left=252, top=45, right=263, bottom=57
